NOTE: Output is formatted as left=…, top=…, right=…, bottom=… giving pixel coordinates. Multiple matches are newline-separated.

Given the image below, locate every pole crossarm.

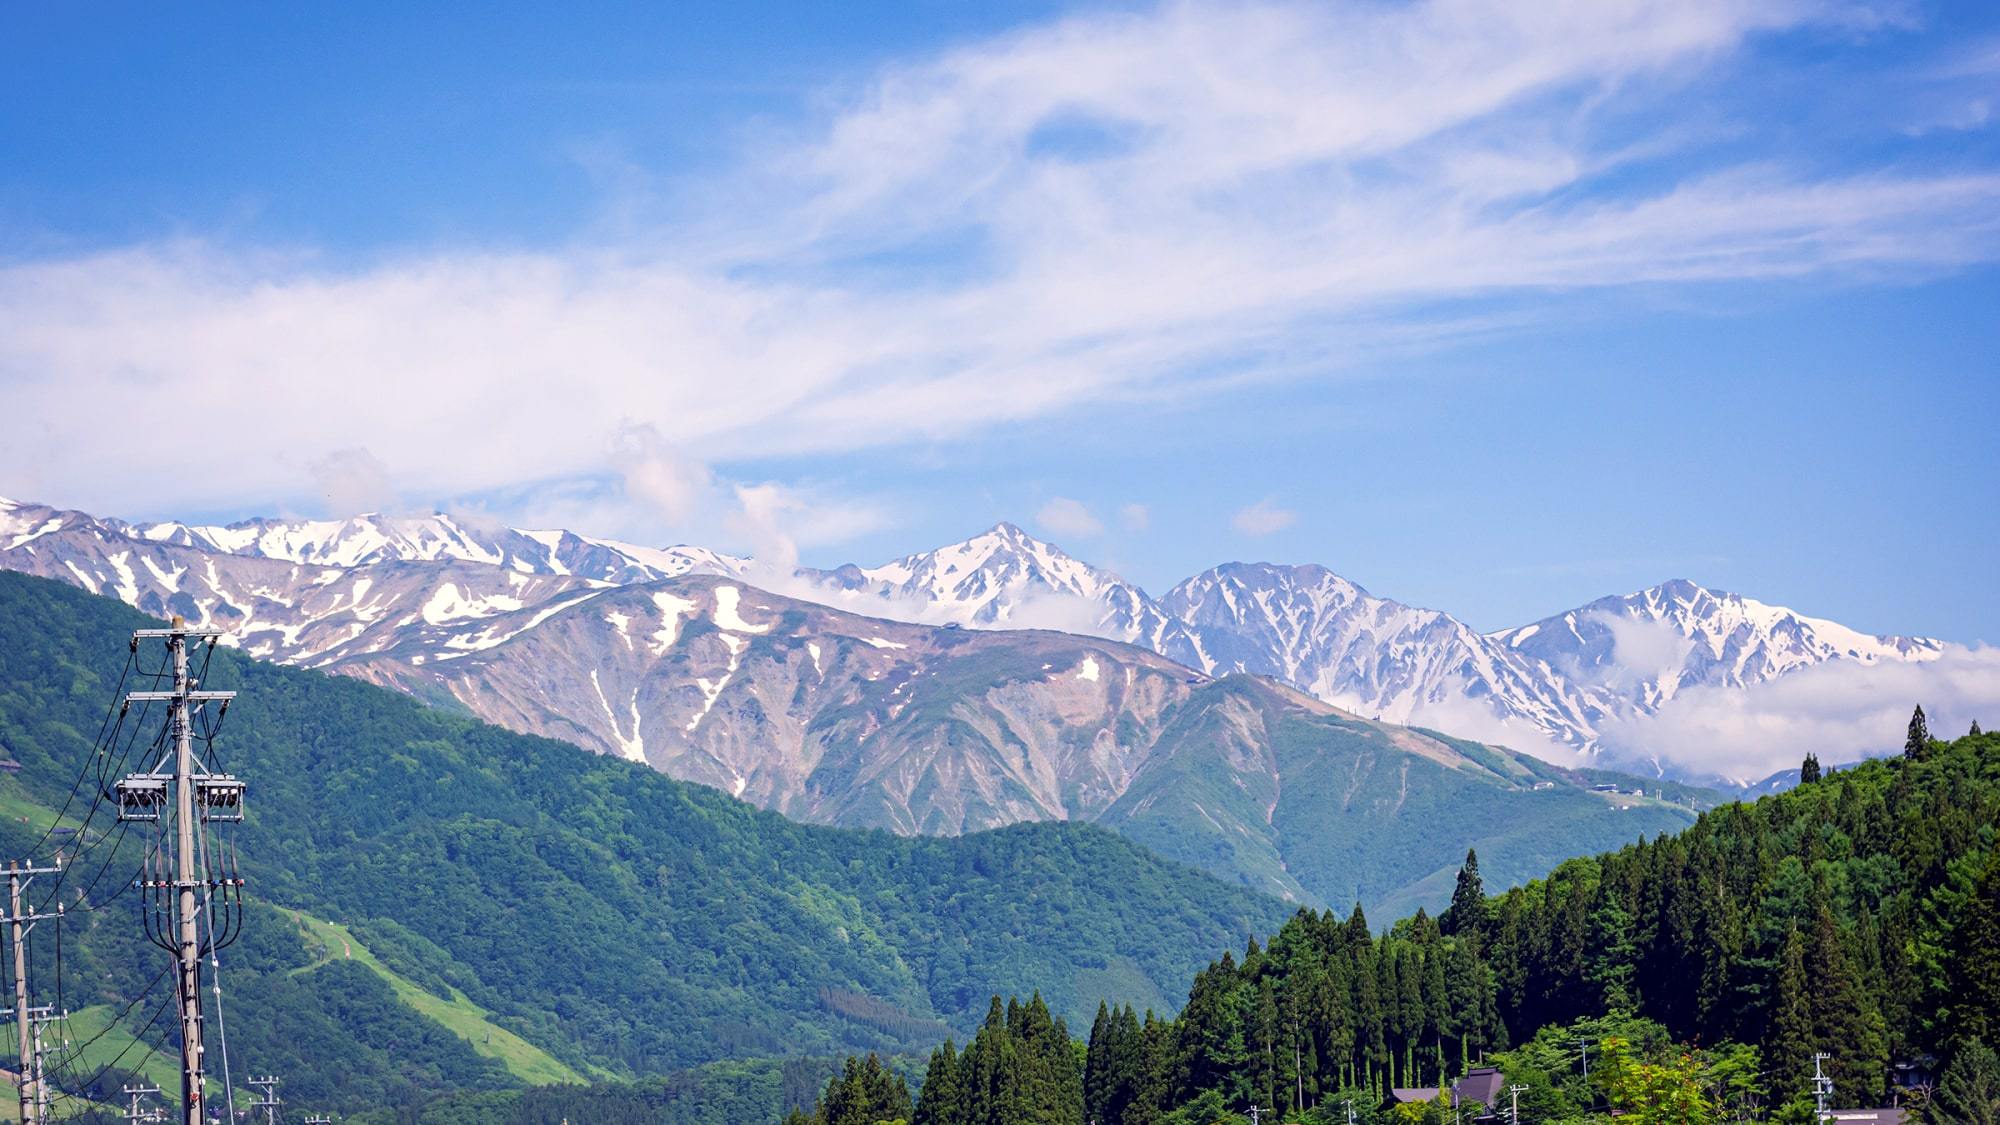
left=131, top=628, right=227, bottom=639
left=123, top=691, right=235, bottom=703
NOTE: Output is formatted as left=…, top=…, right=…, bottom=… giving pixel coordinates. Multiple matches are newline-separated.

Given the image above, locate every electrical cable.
left=40, top=978, right=175, bottom=1115
left=20, top=648, right=141, bottom=862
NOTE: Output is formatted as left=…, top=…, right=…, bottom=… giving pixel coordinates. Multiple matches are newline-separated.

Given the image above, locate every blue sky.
left=3, top=0, right=1998, bottom=642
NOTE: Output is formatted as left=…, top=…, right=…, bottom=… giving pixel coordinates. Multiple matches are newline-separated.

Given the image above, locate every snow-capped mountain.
left=0, top=497, right=740, bottom=666
left=133, top=508, right=748, bottom=583
left=0, top=496, right=1945, bottom=779
left=814, top=522, right=1206, bottom=664
left=1491, top=577, right=1944, bottom=708
left=1159, top=562, right=1616, bottom=746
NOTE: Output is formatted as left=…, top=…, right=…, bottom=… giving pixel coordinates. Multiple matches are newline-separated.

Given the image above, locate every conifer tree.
left=1808, top=901, right=1888, bottom=1104
left=1907, top=704, right=1932, bottom=759
left=1801, top=753, right=1822, bottom=785
left=1442, top=850, right=1486, bottom=942
left=914, top=1042, right=965, bottom=1125
left=1767, top=926, right=1814, bottom=1105
left=1972, top=720, right=1983, bottom=737
left=1948, top=849, right=2000, bottom=1047
left=1345, top=904, right=1373, bottom=950
left=820, top=1054, right=912, bottom=1125
left=1933, top=1039, right=2000, bottom=1125
left=1252, top=978, right=1280, bottom=1114
left=1086, top=1004, right=1114, bottom=1125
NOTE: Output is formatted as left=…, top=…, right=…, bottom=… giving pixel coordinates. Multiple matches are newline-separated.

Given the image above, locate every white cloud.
left=4, top=0, right=1999, bottom=521
left=1401, top=693, right=1584, bottom=767
left=1600, top=644, right=2000, bottom=780
left=306, top=447, right=399, bottom=517
left=610, top=424, right=714, bottom=527
left=1233, top=498, right=1296, bottom=536
left=1593, top=610, right=1698, bottom=689
left=1036, top=496, right=1104, bottom=538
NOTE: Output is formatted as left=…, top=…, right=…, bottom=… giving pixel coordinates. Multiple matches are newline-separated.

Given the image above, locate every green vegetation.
left=355, top=1056, right=853, bottom=1125
left=0, top=570, right=1288, bottom=1116
left=287, top=910, right=586, bottom=1086
left=1097, top=687, right=1704, bottom=919
left=829, top=729, right=2000, bottom=1124
left=786, top=1052, right=914, bottom=1125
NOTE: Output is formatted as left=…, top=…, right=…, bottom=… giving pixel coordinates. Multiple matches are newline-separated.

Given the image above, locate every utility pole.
left=1813, top=1052, right=1835, bottom=1122
left=118, top=618, right=239, bottom=1125
left=247, top=1075, right=281, bottom=1125
left=28, top=1006, right=63, bottom=1124
left=1575, top=1038, right=1592, bottom=1082
left=123, top=1081, right=163, bottom=1124
left=1507, top=1083, right=1528, bottom=1125
left=1343, top=1097, right=1356, bottom=1125
left=7, top=859, right=61, bottom=1125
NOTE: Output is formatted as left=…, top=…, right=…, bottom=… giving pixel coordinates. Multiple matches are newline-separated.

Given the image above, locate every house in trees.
left=1388, top=1067, right=1506, bottom=1120
left=1825, top=1110, right=1906, bottom=1124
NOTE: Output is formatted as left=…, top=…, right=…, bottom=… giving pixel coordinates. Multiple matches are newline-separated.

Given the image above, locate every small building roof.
left=1390, top=1087, right=1446, bottom=1104
left=1827, top=1111, right=1905, bottom=1125
left=1455, top=1067, right=1506, bottom=1106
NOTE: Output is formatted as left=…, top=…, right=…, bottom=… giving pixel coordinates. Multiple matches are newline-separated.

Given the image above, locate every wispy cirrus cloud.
left=3, top=0, right=1997, bottom=541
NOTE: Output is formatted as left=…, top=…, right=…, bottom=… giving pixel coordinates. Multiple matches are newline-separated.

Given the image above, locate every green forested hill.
left=810, top=728, right=2000, bottom=1125
left=0, top=570, right=1290, bottom=1115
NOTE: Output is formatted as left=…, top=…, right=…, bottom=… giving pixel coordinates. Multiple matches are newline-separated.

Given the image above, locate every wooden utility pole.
left=7, top=858, right=61, bottom=1125
left=121, top=618, right=237, bottom=1125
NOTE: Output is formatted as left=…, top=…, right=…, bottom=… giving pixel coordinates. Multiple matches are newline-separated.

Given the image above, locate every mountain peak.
left=969, top=520, right=1068, bottom=554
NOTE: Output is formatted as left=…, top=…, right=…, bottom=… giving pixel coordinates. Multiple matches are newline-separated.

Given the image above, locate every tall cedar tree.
left=1907, top=704, right=1932, bottom=759
left=1442, top=850, right=1486, bottom=942
left=788, top=1054, right=912, bottom=1125
left=1801, top=753, right=1822, bottom=785
left=917, top=995, right=1082, bottom=1125
left=1949, top=848, right=2000, bottom=1047
left=914, top=1041, right=965, bottom=1125
left=1933, top=1039, right=2000, bottom=1125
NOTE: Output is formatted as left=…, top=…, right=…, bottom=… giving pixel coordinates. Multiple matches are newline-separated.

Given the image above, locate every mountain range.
left=0, top=496, right=1743, bottom=912
left=1, top=496, right=1940, bottom=768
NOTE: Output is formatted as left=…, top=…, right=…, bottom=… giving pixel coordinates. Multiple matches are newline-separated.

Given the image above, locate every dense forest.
left=0, top=570, right=1288, bottom=1115
left=796, top=726, right=1999, bottom=1125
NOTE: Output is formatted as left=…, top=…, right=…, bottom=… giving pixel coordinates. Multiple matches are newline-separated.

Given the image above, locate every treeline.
left=817, top=727, right=1999, bottom=1123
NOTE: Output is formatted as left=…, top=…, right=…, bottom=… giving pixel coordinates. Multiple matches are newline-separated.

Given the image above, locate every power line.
left=41, top=982, right=175, bottom=1116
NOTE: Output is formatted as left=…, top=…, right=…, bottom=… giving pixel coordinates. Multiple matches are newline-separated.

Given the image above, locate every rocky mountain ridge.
left=0, top=496, right=1941, bottom=783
